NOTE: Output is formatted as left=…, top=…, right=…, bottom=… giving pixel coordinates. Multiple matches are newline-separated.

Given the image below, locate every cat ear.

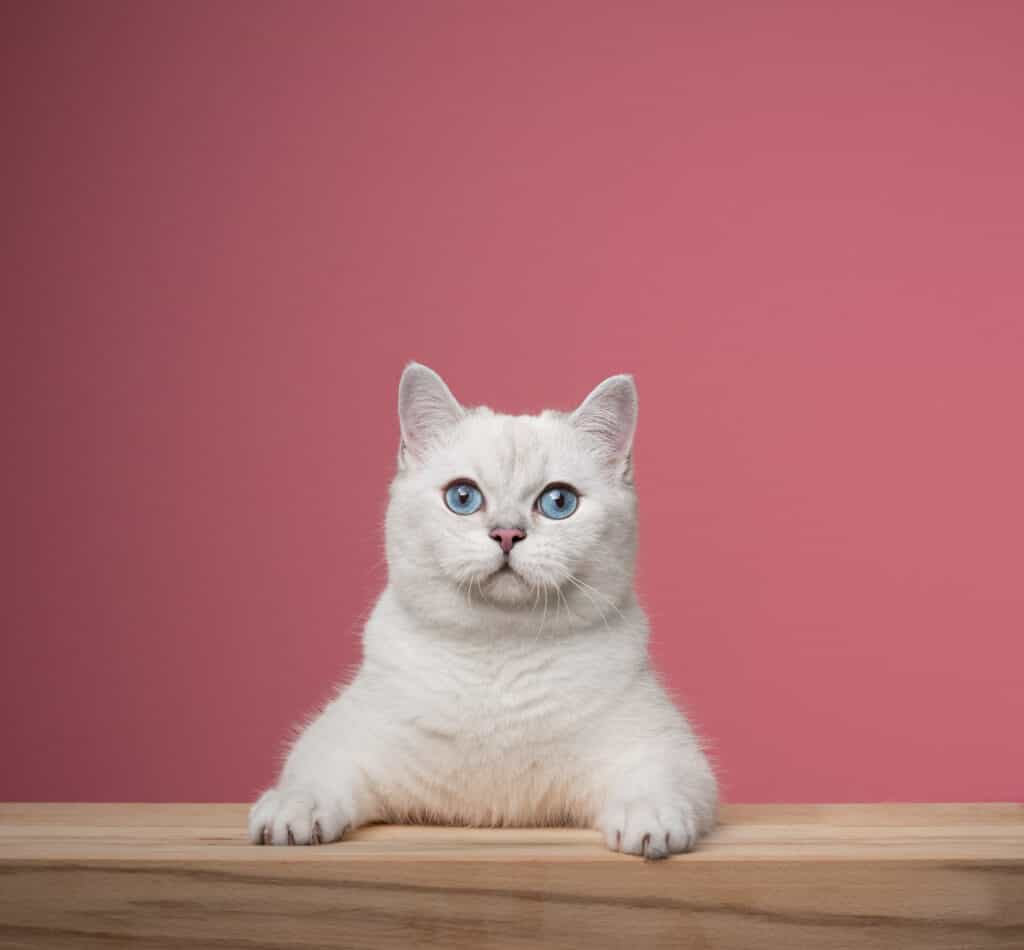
left=398, top=362, right=464, bottom=466
left=570, top=374, right=638, bottom=480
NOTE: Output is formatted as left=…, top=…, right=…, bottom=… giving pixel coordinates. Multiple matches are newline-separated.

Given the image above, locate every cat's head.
left=385, top=363, right=638, bottom=626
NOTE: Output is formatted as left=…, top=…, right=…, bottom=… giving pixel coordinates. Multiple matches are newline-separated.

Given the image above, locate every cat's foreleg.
left=248, top=700, right=376, bottom=846
left=594, top=730, right=718, bottom=859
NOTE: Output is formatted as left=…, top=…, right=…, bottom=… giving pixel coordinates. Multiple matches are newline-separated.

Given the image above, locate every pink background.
left=3, top=2, right=1023, bottom=804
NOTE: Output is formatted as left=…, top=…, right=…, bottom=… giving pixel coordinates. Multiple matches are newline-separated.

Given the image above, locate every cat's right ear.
left=570, top=374, right=638, bottom=481
left=397, top=363, right=464, bottom=467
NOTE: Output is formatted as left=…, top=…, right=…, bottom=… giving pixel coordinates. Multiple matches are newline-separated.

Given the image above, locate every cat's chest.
left=406, top=643, right=595, bottom=750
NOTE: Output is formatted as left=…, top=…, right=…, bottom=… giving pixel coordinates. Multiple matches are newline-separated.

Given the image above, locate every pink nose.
left=489, top=527, right=526, bottom=554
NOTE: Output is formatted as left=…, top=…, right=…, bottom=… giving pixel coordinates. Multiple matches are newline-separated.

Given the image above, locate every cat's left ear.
left=570, top=374, right=638, bottom=481
left=398, top=362, right=465, bottom=467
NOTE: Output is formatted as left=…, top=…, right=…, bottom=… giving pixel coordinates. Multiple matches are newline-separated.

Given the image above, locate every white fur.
left=250, top=364, right=718, bottom=858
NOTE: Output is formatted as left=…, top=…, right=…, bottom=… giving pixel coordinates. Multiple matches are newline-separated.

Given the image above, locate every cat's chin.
left=480, top=566, right=536, bottom=607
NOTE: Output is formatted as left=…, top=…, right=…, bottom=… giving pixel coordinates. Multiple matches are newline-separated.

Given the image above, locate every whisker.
left=554, top=584, right=578, bottom=630
left=531, top=586, right=550, bottom=647
left=565, top=573, right=612, bottom=632
left=567, top=572, right=626, bottom=623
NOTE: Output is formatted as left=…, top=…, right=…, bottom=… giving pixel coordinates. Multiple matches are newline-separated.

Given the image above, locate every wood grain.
left=0, top=804, right=1021, bottom=949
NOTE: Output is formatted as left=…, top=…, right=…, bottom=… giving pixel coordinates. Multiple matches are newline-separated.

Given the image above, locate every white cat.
left=249, top=363, right=718, bottom=858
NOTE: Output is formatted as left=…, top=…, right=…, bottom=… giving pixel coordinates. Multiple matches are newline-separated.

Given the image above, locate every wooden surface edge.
left=1, top=804, right=1022, bottom=949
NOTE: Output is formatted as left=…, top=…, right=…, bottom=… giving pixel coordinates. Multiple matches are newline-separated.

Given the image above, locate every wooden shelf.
left=1, top=803, right=1021, bottom=948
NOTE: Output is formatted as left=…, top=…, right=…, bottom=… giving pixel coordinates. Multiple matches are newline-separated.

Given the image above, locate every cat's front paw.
left=598, top=798, right=701, bottom=859
left=248, top=786, right=352, bottom=846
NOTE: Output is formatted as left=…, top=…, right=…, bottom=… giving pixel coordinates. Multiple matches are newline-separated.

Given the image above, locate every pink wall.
left=3, top=1, right=1023, bottom=804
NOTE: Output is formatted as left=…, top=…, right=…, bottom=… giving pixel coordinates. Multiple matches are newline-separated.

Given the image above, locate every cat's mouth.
left=489, top=562, right=520, bottom=582
left=480, top=560, right=534, bottom=602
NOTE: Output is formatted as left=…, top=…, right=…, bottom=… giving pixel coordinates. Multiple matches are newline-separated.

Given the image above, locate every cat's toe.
left=620, top=802, right=667, bottom=858
left=666, top=801, right=699, bottom=854
left=600, top=799, right=628, bottom=852
left=248, top=788, right=278, bottom=845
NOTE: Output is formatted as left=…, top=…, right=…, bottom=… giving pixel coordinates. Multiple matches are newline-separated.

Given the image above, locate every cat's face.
left=385, top=364, right=638, bottom=624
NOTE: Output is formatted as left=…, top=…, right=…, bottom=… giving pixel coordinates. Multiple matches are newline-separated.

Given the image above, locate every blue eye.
left=537, top=484, right=578, bottom=520
left=444, top=481, right=484, bottom=515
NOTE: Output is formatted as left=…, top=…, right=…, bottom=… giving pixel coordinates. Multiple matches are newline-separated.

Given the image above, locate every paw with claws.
left=248, top=786, right=352, bottom=846
left=598, top=798, right=702, bottom=859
